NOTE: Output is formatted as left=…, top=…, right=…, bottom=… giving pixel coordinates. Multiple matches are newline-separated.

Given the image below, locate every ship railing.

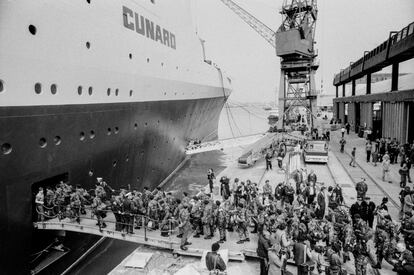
left=35, top=206, right=180, bottom=249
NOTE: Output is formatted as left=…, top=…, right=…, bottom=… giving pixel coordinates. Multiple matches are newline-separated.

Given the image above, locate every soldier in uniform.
left=308, top=170, right=317, bottom=184
left=112, top=195, right=123, bottom=231
left=70, top=191, right=82, bottom=223
left=391, top=242, right=414, bottom=274
left=216, top=202, right=227, bottom=243
left=35, top=187, right=45, bottom=221
left=178, top=203, right=192, bottom=251
left=147, top=195, right=159, bottom=229
left=191, top=196, right=203, bottom=238
left=202, top=200, right=213, bottom=239
left=356, top=178, right=368, bottom=199
left=373, top=223, right=388, bottom=269
left=92, top=195, right=107, bottom=228
left=236, top=203, right=250, bottom=244
left=262, top=180, right=272, bottom=200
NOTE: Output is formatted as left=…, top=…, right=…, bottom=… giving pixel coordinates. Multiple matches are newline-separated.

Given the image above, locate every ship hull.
left=0, top=95, right=225, bottom=273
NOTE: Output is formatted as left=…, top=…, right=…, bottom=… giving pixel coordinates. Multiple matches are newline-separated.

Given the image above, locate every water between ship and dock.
left=56, top=105, right=270, bottom=275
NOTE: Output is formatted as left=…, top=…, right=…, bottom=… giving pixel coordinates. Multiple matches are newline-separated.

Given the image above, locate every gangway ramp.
left=185, top=133, right=264, bottom=155
left=33, top=210, right=248, bottom=261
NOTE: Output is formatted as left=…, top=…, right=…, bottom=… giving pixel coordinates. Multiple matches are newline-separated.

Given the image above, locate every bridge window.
left=409, top=23, right=414, bottom=35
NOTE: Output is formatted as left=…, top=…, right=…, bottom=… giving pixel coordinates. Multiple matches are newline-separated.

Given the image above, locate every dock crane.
left=219, top=0, right=319, bottom=131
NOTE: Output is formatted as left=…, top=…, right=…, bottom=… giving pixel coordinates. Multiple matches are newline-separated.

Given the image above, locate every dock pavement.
left=330, top=130, right=403, bottom=275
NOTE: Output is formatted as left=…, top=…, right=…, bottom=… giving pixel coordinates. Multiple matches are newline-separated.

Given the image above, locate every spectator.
left=205, top=242, right=226, bottom=272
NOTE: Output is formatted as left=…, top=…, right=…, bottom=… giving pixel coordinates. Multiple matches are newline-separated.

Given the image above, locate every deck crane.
left=219, top=0, right=319, bottom=131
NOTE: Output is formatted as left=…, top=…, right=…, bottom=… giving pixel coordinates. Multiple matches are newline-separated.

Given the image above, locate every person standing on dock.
left=401, top=156, right=412, bottom=183
left=178, top=203, right=192, bottom=251
left=382, top=153, right=391, bottom=183
left=340, top=137, right=346, bottom=153
left=207, top=168, right=215, bottom=194
left=341, top=126, right=346, bottom=138
left=350, top=147, right=356, bottom=167
left=365, top=197, right=376, bottom=228
left=205, top=242, right=226, bottom=272
left=265, top=151, right=273, bottom=170
left=356, top=178, right=368, bottom=199
left=366, top=141, right=372, bottom=162
left=345, top=122, right=351, bottom=135
left=257, top=231, right=271, bottom=275
left=202, top=199, right=213, bottom=239
left=236, top=203, right=249, bottom=244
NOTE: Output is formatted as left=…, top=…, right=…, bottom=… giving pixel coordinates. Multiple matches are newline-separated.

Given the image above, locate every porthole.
left=28, top=25, right=37, bottom=35
left=107, top=88, right=111, bottom=96
left=115, top=89, right=119, bottom=96
left=1, top=143, right=12, bottom=155
left=126, top=156, right=129, bottom=162
left=86, top=0, right=91, bottom=4
left=164, top=92, right=166, bottom=95
left=129, top=90, right=133, bottom=97
left=114, top=127, right=119, bottom=134
left=176, top=66, right=179, bottom=70
left=136, top=177, right=140, bottom=182
left=112, top=161, right=117, bottom=167
left=147, top=58, right=150, bottom=63
left=50, top=84, right=57, bottom=94
left=78, top=86, right=83, bottom=95
left=161, top=62, right=164, bottom=67
left=34, top=83, right=42, bottom=94
left=89, top=130, right=95, bottom=139
left=54, top=136, right=61, bottom=145
left=144, top=122, right=148, bottom=126
left=39, top=138, right=47, bottom=148
left=107, top=128, right=112, bottom=135
left=88, top=87, right=93, bottom=95
left=88, top=170, right=94, bottom=177
left=0, top=79, right=4, bottom=93
left=134, top=123, right=138, bottom=129
left=86, top=41, right=91, bottom=49
left=80, top=132, right=86, bottom=141
left=129, top=53, right=132, bottom=59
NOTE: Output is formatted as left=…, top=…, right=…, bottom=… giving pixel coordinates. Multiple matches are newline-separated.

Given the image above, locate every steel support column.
left=342, top=84, right=345, bottom=97
left=351, top=79, right=356, bottom=96
left=392, top=63, right=399, bottom=91
left=336, top=86, right=338, bottom=98
left=366, top=73, right=371, bottom=95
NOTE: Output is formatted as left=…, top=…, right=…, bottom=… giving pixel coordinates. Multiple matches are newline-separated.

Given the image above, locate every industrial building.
left=333, top=21, right=414, bottom=143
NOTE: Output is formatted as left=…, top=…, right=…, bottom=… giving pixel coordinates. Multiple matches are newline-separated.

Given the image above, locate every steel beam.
left=392, top=63, right=399, bottom=91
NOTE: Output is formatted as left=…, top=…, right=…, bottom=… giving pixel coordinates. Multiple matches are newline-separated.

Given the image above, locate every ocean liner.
left=0, top=0, right=231, bottom=273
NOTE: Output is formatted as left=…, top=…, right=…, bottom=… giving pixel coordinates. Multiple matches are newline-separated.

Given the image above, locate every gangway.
left=33, top=209, right=248, bottom=261
left=185, top=133, right=264, bottom=155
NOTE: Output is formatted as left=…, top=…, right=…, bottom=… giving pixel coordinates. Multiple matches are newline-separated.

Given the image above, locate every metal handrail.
left=35, top=205, right=180, bottom=246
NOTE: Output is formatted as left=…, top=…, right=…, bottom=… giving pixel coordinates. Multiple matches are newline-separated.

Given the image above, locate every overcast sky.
left=194, top=0, right=414, bottom=103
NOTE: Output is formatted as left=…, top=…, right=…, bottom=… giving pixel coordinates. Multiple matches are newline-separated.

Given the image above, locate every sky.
left=193, top=0, right=414, bottom=103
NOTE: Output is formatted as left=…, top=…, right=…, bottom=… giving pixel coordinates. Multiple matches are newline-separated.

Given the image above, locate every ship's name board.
left=123, top=6, right=176, bottom=50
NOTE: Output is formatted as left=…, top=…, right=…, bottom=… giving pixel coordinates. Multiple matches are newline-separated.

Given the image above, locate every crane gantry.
left=219, top=0, right=319, bottom=131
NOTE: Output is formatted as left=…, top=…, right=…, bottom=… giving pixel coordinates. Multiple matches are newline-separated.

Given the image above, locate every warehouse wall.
left=382, top=102, right=409, bottom=143
left=360, top=103, right=373, bottom=129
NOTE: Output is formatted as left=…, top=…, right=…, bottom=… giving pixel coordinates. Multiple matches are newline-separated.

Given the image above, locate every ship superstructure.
left=0, top=0, right=231, bottom=272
